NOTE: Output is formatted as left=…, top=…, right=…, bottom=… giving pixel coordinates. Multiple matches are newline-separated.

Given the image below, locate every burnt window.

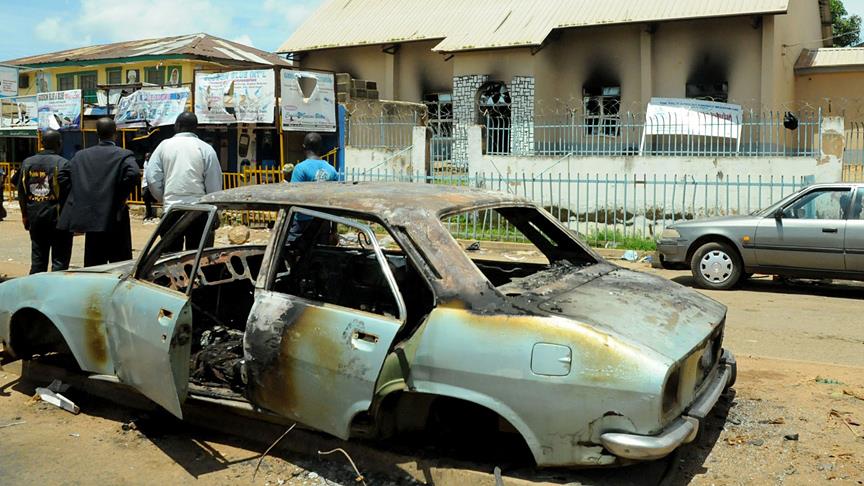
left=686, top=82, right=728, bottom=103
left=478, top=81, right=511, bottom=154
left=18, top=73, right=29, bottom=89
left=423, top=92, right=453, bottom=166
left=442, top=206, right=596, bottom=288
left=583, top=86, right=620, bottom=136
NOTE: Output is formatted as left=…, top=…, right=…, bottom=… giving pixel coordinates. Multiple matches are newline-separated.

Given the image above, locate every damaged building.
left=280, top=0, right=830, bottom=159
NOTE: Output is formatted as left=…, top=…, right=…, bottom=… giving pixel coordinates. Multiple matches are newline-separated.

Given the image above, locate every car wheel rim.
left=700, top=250, right=734, bottom=284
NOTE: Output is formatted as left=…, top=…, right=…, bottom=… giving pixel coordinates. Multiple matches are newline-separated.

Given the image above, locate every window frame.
left=264, top=206, right=407, bottom=322
left=106, top=67, right=123, bottom=85
left=77, top=70, right=98, bottom=104
left=144, top=66, right=165, bottom=86
left=780, top=187, right=853, bottom=221
left=56, top=73, right=75, bottom=91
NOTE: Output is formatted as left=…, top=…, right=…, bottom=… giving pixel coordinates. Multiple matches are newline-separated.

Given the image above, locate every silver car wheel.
left=700, top=250, right=734, bottom=283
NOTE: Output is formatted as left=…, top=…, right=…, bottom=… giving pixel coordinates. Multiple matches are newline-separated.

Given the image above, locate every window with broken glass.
left=478, top=81, right=511, bottom=155
left=583, top=86, right=621, bottom=136
left=442, top=206, right=596, bottom=289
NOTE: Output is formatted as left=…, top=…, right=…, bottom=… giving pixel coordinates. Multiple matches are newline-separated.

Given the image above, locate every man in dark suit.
left=58, top=118, right=139, bottom=267
left=18, top=129, right=72, bottom=273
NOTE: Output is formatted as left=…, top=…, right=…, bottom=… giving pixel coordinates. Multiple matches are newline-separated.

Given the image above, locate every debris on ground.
left=816, top=376, right=844, bottom=385
left=318, top=448, right=367, bottom=486
left=466, top=241, right=481, bottom=251
left=843, top=389, right=864, bottom=402
left=784, top=433, right=800, bottom=441
left=0, top=420, right=26, bottom=429
left=35, top=386, right=80, bottom=414
left=621, top=250, right=639, bottom=262
left=227, top=225, right=251, bottom=245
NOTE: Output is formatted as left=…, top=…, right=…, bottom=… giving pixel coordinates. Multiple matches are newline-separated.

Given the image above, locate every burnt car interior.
left=445, top=206, right=596, bottom=287
left=139, top=208, right=434, bottom=398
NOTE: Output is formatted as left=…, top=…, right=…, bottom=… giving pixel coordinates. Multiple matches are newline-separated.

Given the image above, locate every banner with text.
left=0, top=65, right=18, bottom=98
left=37, top=90, right=82, bottom=130
left=0, top=96, right=37, bottom=128
left=644, top=98, right=743, bottom=139
left=115, top=87, right=190, bottom=127
left=280, top=70, right=336, bottom=132
left=194, top=69, right=275, bottom=124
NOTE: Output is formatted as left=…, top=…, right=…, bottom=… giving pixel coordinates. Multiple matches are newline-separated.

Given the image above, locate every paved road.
left=618, top=261, right=864, bottom=367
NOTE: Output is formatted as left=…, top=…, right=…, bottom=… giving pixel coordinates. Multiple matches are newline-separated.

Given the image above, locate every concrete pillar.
left=411, top=126, right=427, bottom=174
left=383, top=51, right=399, bottom=100
left=510, top=75, right=536, bottom=156
left=639, top=29, right=653, bottom=109
left=760, top=16, right=775, bottom=111
left=816, top=115, right=844, bottom=182
left=467, top=125, right=483, bottom=174
left=452, top=74, right=488, bottom=166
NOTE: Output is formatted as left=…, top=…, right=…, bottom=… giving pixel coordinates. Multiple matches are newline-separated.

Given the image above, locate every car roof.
left=199, top=181, right=530, bottom=219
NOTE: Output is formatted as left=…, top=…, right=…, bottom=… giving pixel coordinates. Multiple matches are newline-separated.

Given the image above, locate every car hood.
left=66, top=260, right=136, bottom=275
left=499, top=263, right=726, bottom=361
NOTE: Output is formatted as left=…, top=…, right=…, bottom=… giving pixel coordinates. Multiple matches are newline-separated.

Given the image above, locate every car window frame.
left=264, top=206, right=407, bottom=323
left=132, top=204, right=218, bottom=297
left=778, top=186, right=853, bottom=221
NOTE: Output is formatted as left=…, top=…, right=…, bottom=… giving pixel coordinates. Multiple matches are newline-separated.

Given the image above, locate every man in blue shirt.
left=287, top=132, right=336, bottom=243
left=290, top=132, right=336, bottom=182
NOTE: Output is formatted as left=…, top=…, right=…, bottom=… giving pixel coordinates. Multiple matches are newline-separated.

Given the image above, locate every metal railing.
left=844, top=121, right=864, bottom=182
left=1, top=162, right=19, bottom=202
left=342, top=169, right=811, bottom=247
left=347, top=115, right=417, bottom=149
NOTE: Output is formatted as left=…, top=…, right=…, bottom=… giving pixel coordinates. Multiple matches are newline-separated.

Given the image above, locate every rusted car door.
left=244, top=208, right=406, bottom=439
left=108, top=206, right=217, bottom=419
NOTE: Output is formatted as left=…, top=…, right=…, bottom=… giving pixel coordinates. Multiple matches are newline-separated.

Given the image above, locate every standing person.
left=286, top=132, right=337, bottom=242
left=17, top=129, right=73, bottom=273
left=58, top=118, right=139, bottom=267
left=146, top=112, right=222, bottom=251
left=141, top=152, right=157, bottom=220
left=0, top=164, right=6, bottom=222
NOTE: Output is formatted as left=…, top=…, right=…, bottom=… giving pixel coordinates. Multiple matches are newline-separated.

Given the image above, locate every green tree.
left=831, top=0, right=862, bottom=46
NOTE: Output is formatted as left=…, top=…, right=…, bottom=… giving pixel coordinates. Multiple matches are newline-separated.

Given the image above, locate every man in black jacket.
left=18, top=129, right=73, bottom=273
left=58, top=118, right=139, bottom=267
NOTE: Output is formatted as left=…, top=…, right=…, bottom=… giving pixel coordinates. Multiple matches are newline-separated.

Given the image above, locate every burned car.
left=0, top=182, right=734, bottom=467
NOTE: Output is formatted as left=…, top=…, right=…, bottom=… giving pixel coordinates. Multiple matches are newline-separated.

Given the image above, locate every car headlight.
left=660, top=228, right=681, bottom=240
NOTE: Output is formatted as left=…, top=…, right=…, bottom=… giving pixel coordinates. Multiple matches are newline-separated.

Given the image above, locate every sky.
left=0, top=0, right=325, bottom=61
left=2, top=0, right=864, bottom=61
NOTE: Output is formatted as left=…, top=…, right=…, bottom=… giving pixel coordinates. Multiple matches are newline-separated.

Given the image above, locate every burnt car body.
left=0, top=182, right=734, bottom=467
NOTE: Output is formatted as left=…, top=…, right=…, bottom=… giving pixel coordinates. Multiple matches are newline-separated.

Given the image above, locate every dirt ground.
left=0, top=205, right=863, bottom=485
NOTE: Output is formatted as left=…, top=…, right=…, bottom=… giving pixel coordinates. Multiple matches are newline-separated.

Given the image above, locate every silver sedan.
left=658, top=183, right=864, bottom=290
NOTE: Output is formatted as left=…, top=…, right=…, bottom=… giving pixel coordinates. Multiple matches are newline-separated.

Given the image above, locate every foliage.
left=584, top=229, right=657, bottom=252
left=831, top=0, right=862, bottom=47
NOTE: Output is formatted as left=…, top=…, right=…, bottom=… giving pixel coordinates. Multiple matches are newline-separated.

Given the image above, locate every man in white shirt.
left=146, top=111, right=223, bottom=251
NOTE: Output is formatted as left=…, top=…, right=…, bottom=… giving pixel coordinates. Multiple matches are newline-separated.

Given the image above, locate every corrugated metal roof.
left=6, top=33, right=291, bottom=67
left=278, top=0, right=789, bottom=53
left=795, top=48, right=864, bottom=73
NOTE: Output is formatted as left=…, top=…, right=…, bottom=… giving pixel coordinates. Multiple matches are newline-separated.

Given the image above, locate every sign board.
left=37, top=89, right=82, bottom=130
left=194, top=69, right=276, bottom=124
left=0, top=96, right=37, bottom=128
left=0, top=65, right=18, bottom=98
left=280, top=70, right=336, bottom=132
left=643, top=97, right=743, bottom=139
left=115, top=87, right=190, bottom=127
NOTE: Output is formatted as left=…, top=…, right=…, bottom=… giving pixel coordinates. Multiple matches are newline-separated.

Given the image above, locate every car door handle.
left=822, top=228, right=838, bottom=233
left=352, top=330, right=379, bottom=344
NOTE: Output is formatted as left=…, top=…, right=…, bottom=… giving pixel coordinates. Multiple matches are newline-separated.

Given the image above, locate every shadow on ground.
left=8, top=360, right=738, bottom=486
left=672, top=275, right=864, bottom=300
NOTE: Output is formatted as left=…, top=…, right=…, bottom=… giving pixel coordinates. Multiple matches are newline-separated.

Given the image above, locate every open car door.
left=244, top=207, right=407, bottom=439
left=108, top=205, right=217, bottom=418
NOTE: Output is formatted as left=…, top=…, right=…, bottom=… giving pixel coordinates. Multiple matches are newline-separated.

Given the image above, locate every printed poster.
left=280, top=70, right=336, bottom=132
left=36, top=89, right=82, bottom=130
left=194, top=69, right=275, bottom=124
left=0, top=96, right=37, bottom=128
left=0, top=65, right=18, bottom=98
left=114, top=87, right=190, bottom=127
